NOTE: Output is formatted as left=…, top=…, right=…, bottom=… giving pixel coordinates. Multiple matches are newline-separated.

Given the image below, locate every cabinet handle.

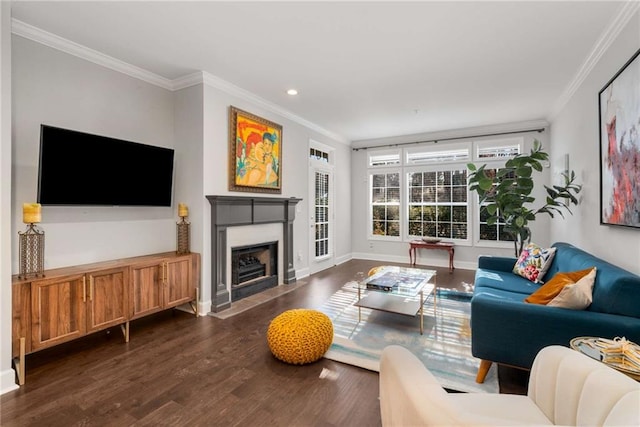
left=82, top=276, right=86, bottom=302
left=89, top=276, right=94, bottom=301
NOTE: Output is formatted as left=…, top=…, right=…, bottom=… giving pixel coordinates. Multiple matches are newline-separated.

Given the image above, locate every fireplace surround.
left=206, top=196, right=301, bottom=313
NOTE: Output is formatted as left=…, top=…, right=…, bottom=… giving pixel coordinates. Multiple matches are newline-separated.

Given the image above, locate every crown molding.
left=11, top=18, right=350, bottom=145
left=352, top=119, right=549, bottom=148
left=11, top=18, right=174, bottom=90
left=548, top=1, right=640, bottom=120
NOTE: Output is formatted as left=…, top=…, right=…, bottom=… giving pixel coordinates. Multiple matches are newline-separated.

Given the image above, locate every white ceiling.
left=9, top=1, right=628, bottom=142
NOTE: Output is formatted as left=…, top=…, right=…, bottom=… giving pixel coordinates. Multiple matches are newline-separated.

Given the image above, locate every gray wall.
left=11, top=36, right=178, bottom=269
left=550, top=10, right=640, bottom=274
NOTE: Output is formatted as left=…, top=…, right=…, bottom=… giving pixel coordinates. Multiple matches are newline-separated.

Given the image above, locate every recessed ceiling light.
left=287, top=89, right=298, bottom=96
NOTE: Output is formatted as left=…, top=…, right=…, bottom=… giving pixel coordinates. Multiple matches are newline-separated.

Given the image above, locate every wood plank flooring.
left=1, top=259, right=528, bottom=426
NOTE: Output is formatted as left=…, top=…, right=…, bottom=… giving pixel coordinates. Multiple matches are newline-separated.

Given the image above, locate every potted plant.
left=467, top=140, right=582, bottom=257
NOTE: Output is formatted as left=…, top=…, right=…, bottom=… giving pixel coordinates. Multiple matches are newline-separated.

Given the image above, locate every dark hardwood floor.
left=1, top=259, right=528, bottom=426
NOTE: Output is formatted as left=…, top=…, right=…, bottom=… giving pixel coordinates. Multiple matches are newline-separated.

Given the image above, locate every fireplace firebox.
left=231, top=241, right=278, bottom=301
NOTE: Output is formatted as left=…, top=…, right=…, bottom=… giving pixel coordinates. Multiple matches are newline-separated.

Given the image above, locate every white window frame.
left=404, top=164, right=471, bottom=245
left=368, top=148, right=401, bottom=167
left=368, top=168, right=402, bottom=241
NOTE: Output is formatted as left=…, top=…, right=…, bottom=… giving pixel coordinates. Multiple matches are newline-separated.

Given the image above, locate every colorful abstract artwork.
left=229, top=106, right=282, bottom=194
left=599, top=48, right=640, bottom=228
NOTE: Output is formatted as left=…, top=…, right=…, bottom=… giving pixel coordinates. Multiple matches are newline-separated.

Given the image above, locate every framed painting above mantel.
left=599, top=47, right=640, bottom=229
left=229, top=106, right=282, bottom=194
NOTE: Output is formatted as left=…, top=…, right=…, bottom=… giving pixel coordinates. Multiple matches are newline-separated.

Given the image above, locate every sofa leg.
left=476, top=360, right=492, bottom=383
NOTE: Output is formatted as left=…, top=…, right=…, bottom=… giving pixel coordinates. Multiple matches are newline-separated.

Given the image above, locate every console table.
left=409, top=240, right=455, bottom=273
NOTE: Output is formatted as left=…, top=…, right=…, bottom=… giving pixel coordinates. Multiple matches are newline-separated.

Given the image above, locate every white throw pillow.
left=547, top=267, right=597, bottom=310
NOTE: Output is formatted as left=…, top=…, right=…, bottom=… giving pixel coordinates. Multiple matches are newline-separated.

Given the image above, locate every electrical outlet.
left=369, top=243, right=374, bottom=249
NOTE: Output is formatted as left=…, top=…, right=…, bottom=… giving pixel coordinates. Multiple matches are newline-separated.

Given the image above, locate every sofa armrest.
left=478, top=255, right=517, bottom=272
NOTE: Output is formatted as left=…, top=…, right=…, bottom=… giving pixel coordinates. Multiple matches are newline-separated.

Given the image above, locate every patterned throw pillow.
left=512, top=243, right=557, bottom=283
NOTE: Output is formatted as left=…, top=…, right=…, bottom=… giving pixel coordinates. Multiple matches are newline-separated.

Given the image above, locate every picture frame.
left=598, top=48, right=640, bottom=229
left=229, top=106, right=282, bottom=194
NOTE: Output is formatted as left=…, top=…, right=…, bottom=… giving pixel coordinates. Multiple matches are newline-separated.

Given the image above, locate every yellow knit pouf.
left=267, top=309, right=334, bottom=365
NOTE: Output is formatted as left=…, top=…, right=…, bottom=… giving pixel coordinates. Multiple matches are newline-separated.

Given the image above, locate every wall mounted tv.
left=37, top=125, right=175, bottom=206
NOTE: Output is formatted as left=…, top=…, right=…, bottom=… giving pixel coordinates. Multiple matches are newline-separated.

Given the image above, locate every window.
left=310, top=148, right=329, bottom=163
left=371, top=172, right=400, bottom=237
left=366, top=136, right=527, bottom=246
left=477, top=167, right=516, bottom=243
left=369, top=150, right=400, bottom=167
left=408, top=169, right=468, bottom=239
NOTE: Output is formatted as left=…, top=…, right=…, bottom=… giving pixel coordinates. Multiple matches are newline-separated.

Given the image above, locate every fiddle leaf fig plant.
left=467, top=139, right=582, bottom=257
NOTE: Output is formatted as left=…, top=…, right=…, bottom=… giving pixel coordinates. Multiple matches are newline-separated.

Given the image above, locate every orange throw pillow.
left=525, top=268, right=594, bottom=305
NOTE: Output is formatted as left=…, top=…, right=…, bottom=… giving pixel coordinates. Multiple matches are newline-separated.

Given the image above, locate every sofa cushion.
left=475, top=268, right=541, bottom=295
left=513, top=243, right=556, bottom=283
left=547, top=267, right=596, bottom=310
left=525, top=267, right=594, bottom=306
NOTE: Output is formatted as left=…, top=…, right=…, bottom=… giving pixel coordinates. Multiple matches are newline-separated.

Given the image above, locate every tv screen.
left=37, top=125, right=175, bottom=206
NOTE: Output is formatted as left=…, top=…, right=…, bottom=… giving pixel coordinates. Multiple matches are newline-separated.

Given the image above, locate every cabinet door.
left=130, top=261, right=163, bottom=319
left=87, top=267, right=128, bottom=332
left=31, top=274, right=86, bottom=351
left=164, top=255, right=194, bottom=308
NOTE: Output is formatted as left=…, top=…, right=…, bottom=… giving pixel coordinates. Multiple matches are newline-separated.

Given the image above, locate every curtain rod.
left=351, top=127, right=546, bottom=151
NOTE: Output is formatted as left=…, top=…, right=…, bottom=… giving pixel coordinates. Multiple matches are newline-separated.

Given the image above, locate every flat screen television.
left=37, top=125, right=175, bottom=206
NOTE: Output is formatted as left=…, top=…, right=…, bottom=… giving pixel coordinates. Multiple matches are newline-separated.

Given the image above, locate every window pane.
left=387, top=206, right=399, bottom=221
left=387, top=222, right=400, bottom=236
left=387, top=173, right=400, bottom=187
left=437, top=206, right=451, bottom=221
left=372, top=174, right=386, bottom=187
left=452, top=170, right=467, bottom=185
left=452, top=206, right=467, bottom=222
left=424, top=222, right=436, bottom=236
left=423, top=187, right=436, bottom=203
left=439, top=171, right=451, bottom=186
left=437, top=223, right=451, bottom=237
left=409, top=172, right=423, bottom=186
left=424, top=206, right=436, bottom=221
left=372, top=205, right=386, bottom=221
left=373, top=221, right=386, bottom=235
left=408, top=221, right=422, bottom=236
left=452, top=223, right=467, bottom=239
left=387, top=188, right=400, bottom=202
left=424, top=172, right=437, bottom=186
left=479, top=223, right=497, bottom=240
left=437, top=186, right=451, bottom=202
left=452, top=187, right=467, bottom=202
left=372, top=188, right=385, bottom=203
left=408, top=206, right=422, bottom=221
left=410, top=188, right=422, bottom=203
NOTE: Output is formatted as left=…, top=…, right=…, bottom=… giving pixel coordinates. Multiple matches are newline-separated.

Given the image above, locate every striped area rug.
left=320, top=284, right=499, bottom=393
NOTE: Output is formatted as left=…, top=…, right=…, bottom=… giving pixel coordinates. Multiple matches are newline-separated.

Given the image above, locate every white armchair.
left=379, top=345, right=640, bottom=426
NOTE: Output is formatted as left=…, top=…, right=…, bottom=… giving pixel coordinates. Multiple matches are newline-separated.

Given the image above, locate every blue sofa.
left=471, top=242, right=640, bottom=382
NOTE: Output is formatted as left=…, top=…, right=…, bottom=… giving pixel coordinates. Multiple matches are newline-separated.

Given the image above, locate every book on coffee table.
left=366, top=271, right=424, bottom=292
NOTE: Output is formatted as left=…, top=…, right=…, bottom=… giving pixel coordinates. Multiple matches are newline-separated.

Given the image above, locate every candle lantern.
left=176, top=203, right=190, bottom=254
left=19, top=203, right=45, bottom=278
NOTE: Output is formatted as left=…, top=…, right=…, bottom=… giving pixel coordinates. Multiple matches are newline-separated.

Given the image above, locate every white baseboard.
left=350, top=252, right=477, bottom=271
left=295, top=267, right=310, bottom=280
left=335, top=253, right=352, bottom=265
left=0, top=368, right=18, bottom=395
